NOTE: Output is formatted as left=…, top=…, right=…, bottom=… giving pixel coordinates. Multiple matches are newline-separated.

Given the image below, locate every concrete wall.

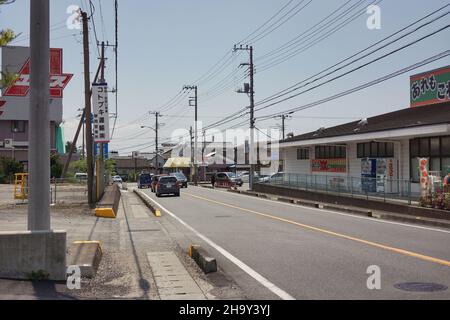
left=0, top=230, right=67, bottom=281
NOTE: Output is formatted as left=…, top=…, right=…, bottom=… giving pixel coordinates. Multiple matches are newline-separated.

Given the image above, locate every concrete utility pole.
left=190, top=126, right=194, bottom=181
left=82, top=11, right=95, bottom=208
left=28, top=0, right=50, bottom=231
left=149, top=111, right=161, bottom=174
left=183, top=85, right=198, bottom=185
left=98, top=41, right=106, bottom=199
left=234, top=45, right=255, bottom=191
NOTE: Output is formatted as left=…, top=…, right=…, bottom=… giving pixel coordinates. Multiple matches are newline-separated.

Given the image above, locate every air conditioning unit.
left=4, top=139, right=13, bottom=148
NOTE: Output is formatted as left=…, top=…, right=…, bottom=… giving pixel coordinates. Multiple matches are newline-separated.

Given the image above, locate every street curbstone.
left=188, top=245, right=217, bottom=274
left=134, top=189, right=162, bottom=217
left=67, top=241, right=103, bottom=278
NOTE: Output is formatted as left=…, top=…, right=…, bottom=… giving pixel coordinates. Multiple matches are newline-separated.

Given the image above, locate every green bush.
left=0, top=157, right=24, bottom=184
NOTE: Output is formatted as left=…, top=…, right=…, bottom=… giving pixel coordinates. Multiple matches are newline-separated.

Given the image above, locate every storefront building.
left=279, top=102, right=450, bottom=195
left=278, top=66, right=450, bottom=198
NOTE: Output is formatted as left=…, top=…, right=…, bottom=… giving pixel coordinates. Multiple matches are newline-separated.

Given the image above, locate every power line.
left=257, top=50, right=450, bottom=121
left=257, top=0, right=381, bottom=72
left=254, top=24, right=450, bottom=114
left=256, top=3, right=450, bottom=107
left=245, top=0, right=314, bottom=44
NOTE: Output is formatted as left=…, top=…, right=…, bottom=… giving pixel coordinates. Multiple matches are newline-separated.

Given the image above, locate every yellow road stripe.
left=185, top=193, right=450, bottom=268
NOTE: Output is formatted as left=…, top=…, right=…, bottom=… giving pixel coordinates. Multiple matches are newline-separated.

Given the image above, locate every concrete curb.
left=133, top=189, right=161, bottom=217
left=67, top=241, right=103, bottom=278
left=227, top=189, right=450, bottom=229
left=188, top=245, right=217, bottom=274
left=95, top=184, right=121, bottom=219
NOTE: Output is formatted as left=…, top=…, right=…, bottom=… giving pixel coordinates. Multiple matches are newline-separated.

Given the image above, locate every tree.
left=65, top=141, right=77, bottom=154
left=0, top=1, right=19, bottom=89
left=50, top=154, right=63, bottom=178
left=0, top=156, right=23, bottom=183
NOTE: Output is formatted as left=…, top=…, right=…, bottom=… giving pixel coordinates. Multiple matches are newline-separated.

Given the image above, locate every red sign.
left=311, top=159, right=347, bottom=173
left=3, top=48, right=73, bottom=98
left=0, top=100, right=5, bottom=116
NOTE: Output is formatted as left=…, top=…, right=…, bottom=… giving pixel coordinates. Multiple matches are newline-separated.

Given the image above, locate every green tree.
left=0, top=156, right=24, bottom=183
left=50, top=154, right=63, bottom=178
left=65, top=141, right=77, bottom=154
left=0, top=1, right=19, bottom=89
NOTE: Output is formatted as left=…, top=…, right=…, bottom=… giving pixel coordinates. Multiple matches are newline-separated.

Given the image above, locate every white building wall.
left=281, top=141, right=410, bottom=180
left=283, top=147, right=311, bottom=175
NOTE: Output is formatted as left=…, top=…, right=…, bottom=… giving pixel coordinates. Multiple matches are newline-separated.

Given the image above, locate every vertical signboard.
left=92, top=83, right=110, bottom=143
left=410, top=66, right=450, bottom=108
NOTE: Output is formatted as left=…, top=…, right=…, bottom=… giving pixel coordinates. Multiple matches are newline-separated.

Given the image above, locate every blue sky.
left=1, top=0, right=450, bottom=154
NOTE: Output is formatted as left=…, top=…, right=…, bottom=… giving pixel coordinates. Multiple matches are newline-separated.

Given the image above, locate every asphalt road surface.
left=140, top=186, right=450, bottom=300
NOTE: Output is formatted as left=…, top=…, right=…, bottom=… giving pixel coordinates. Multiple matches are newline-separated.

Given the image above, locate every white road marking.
left=195, top=187, right=450, bottom=235
left=138, top=191, right=295, bottom=300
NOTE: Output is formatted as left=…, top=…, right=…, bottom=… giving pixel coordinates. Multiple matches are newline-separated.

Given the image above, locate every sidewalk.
left=0, top=189, right=244, bottom=300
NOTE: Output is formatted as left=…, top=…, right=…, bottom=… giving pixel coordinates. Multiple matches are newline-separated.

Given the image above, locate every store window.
left=315, top=145, right=346, bottom=159
left=357, top=142, right=394, bottom=158
left=410, top=136, right=450, bottom=182
left=297, top=148, right=309, bottom=160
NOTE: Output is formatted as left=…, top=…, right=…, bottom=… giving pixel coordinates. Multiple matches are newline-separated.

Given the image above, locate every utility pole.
left=190, top=126, right=194, bottom=181
left=184, top=85, right=198, bottom=185
left=277, top=112, right=293, bottom=140
left=98, top=41, right=106, bottom=200
left=149, top=111, right=161, bottom=174
left=234, top=45, right=255, bottom=191
left=82, top=11, right=95, bottom=208
left=28, top=0, right=50, bottom=231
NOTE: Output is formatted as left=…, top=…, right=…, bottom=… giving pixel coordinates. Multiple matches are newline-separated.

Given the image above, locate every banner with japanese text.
left=92, top=83, right=110, bottom=143
left=410, top=66, right=450, bottom=108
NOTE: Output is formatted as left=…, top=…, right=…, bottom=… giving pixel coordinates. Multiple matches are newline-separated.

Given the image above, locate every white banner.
left=92, top=83, right=110, bottom=143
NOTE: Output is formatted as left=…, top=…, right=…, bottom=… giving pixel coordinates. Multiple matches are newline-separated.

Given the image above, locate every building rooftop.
left=281, top=103, right=450, bottom=144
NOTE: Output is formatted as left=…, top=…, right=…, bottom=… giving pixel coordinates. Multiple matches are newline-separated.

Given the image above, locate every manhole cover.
left=394, top=282, right=448, bottom=293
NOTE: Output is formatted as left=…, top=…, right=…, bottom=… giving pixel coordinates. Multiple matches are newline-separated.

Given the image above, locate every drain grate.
left=394, top=282, right=448, bottom=293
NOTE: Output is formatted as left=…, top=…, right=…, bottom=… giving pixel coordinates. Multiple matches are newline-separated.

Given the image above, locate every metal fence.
left=257, top=173, right=421, bottom=205
left=50, top=178, right=88, bottom=205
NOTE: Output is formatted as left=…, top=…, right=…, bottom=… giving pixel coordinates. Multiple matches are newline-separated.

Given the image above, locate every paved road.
left=140, top=186, right=450, bottom=300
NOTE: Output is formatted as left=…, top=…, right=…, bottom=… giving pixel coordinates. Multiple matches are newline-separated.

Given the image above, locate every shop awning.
left=163, top=157, right=191, bottom=168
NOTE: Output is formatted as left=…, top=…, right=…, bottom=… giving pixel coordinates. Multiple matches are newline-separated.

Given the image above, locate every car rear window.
left=159, top=177, right=177, bottom=183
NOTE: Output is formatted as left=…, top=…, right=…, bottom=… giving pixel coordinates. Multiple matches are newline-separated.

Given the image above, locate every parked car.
left=112, top=175, right=123, bottom=183
left=137, top=173, right=152, bottom=189
left=170, top=172, right=188, bottom=188
left=155, top=176, right=181, bottom=197
left=269, top=172, right=285, bottom=183
left=239, top=171, right=260, bottom=183
left=215, top=172, right=243, bottom=187
left=151, top=174, right=168, bottom=193
left=74, top=173, right=88, bottom=181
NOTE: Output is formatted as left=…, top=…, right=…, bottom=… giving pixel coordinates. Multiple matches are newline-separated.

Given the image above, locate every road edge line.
left=138, top=191, right=296, bottom=300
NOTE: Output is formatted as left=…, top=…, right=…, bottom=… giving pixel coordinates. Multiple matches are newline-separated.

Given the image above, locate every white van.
left=74, top=173, right=88, bottom=181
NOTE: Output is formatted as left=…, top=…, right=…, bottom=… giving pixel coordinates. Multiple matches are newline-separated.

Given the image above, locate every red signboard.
left=311, top=159, right=347, bottom=173
left=3, top=48, right=72, bottom=98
